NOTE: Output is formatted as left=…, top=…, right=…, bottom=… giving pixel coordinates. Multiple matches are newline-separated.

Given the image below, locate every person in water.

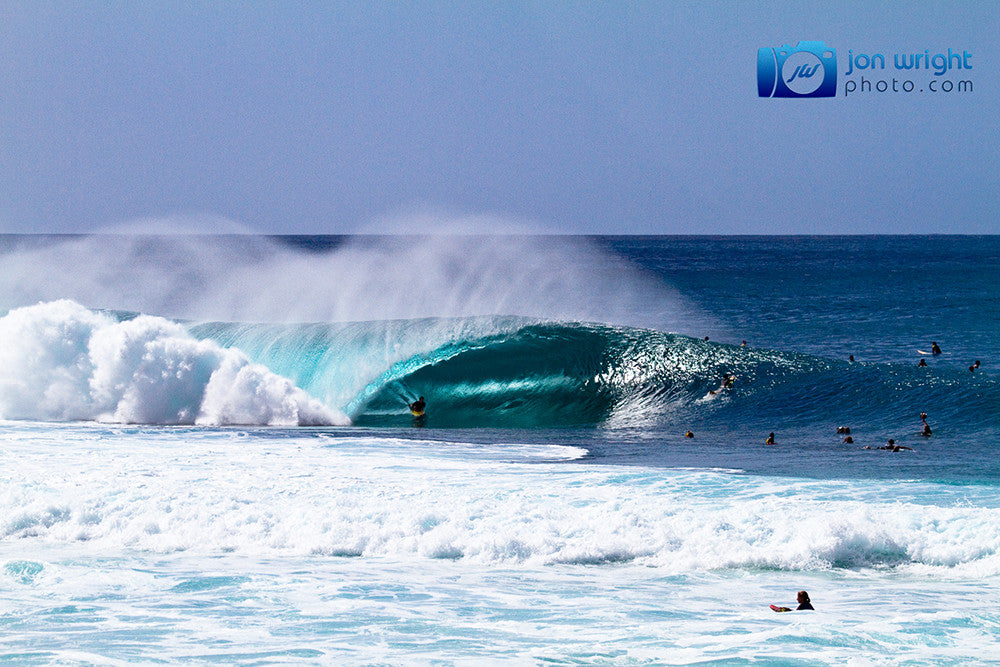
left=920, top=412, right=932, bottom=436
left=765, top=432, right=775, bottom=445
left=685, top=430, right=694, bottom=438
left=919, top=358, right=928, bottom=367
left=932, top=341, right=942, bottom=355
left=876, top=438, right=912, bottom=452
left=772, top=590, right=814, bottom=612
left=710, top=373, right=736, bottom=395
left=842, top=435, right=854, bottom=444
left=409, top=396, right=426, bottom=415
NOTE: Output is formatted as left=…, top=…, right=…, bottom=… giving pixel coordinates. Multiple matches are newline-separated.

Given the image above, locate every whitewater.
left=1, top=233, right=999, bottom=664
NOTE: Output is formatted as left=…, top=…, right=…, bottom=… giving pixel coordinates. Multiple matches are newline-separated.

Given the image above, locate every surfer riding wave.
left=409, top=396, right=426, bottom=416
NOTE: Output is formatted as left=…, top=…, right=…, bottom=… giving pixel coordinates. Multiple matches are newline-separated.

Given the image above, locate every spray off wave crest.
left=0, top=232, right=711, bottom=332
left=0, top=300, right=345, bottom=426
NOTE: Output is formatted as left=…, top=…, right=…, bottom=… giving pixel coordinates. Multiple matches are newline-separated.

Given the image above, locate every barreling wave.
left=194, top=309, right=998, bottom=431
left=2, top=300, right=996, bottom=429
left=190, top=315, right=783, bottom=428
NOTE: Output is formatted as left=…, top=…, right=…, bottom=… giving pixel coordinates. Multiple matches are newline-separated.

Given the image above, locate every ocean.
left=1, top=234, right=998, bottom=664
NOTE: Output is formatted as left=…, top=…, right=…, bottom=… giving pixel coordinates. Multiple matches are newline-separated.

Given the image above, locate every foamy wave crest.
left=0, top=300, right=346, bottom=426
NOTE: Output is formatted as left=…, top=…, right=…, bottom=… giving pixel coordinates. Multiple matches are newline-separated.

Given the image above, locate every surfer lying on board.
left=771, top=590, right=814, bottom=612
left=868, top=439, right=912, bottom=452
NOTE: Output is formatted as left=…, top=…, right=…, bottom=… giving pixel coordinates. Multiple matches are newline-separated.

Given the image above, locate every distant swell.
left=0, top=301, right=346, bottom=426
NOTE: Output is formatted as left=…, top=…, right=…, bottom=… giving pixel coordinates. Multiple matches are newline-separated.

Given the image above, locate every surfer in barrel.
left=409, top=396, right=426, bottom=416
left=408, top=396, right=427, bottom=427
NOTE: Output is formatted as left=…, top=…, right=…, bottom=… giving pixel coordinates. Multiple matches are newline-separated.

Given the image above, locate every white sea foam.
left=3, top=423, right=997, bottom=576
left=3, top=423, right=1000, bottom=664
left=0, top=300, right=345, bottom=426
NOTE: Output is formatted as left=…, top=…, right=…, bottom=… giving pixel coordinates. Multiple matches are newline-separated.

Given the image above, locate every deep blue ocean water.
left=1, top=234, right=998, bottom=663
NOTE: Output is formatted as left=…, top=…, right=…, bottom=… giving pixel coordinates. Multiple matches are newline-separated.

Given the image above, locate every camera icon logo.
left=758, top=41, right=837, bottom=97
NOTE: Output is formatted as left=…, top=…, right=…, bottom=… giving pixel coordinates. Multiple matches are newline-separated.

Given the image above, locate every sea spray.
left=0, top=232, right=713, bottom=334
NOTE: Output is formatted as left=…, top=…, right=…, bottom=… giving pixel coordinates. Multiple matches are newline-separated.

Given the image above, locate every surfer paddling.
left=871, top=438, right=911, bottom=452
left=771, top=590, right=814, bottom=612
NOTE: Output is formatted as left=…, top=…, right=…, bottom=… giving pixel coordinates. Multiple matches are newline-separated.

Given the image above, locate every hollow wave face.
left=193, top=316, right=826, bottom=428
left=196, top=316, right=1000, bottom=430
left=0, top=300, right=345, bottom=426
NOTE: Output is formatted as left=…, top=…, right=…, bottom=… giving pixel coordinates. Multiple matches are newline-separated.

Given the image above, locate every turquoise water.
left=1, top=235, right=998, bottom=663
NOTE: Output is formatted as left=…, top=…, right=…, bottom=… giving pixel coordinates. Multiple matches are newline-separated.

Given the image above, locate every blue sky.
left=2, top=1, right=997, bottom=234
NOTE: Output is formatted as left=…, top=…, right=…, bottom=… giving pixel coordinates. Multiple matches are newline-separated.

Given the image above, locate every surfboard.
left=917, top=350, right=932, bottom=355
left=770, top=604, right=792, bottom=612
